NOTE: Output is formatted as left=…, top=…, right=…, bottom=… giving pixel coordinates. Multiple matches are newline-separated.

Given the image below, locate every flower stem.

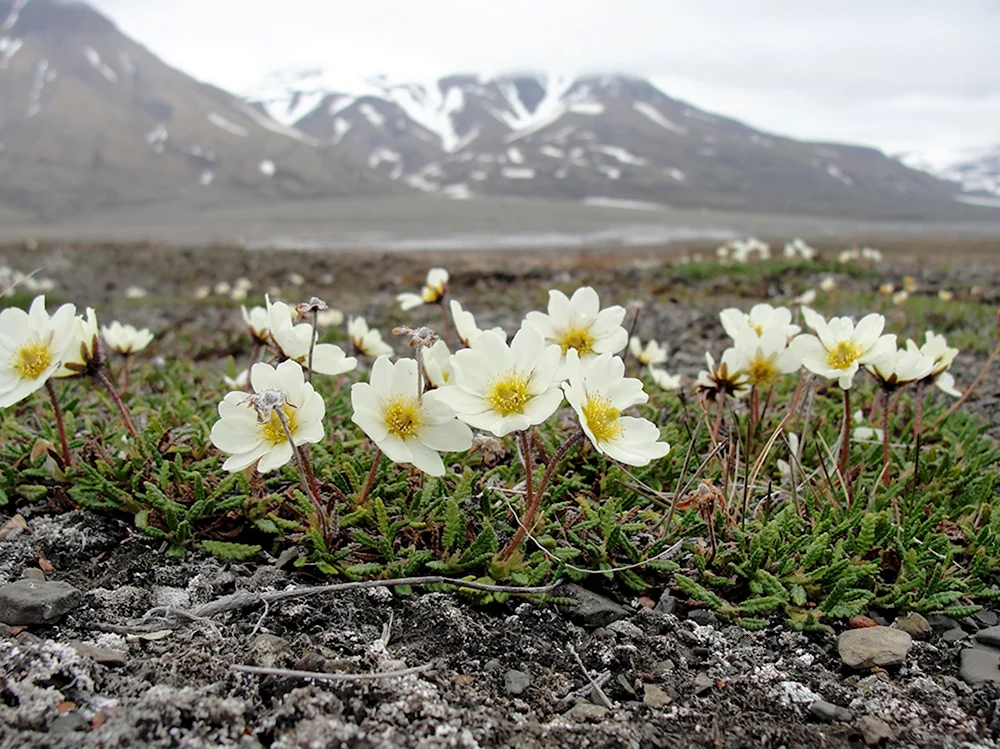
left=122, top=355, right=131, bottom=395
left=518, top=429, right=534, bottom=513
left=840, top=387, right=853, bottom=506
left=499, top=430, right=584, bottom=561
left=274, top=408, right=329, bottom=540
left=44, top=380, right=73, bottom=469
left=881, top=387, right=892, bottom=488
left=306, top=309, right=318, bottom=384
left=912, top=380, right=927, bottom=492
left=357, top=447, right=383, bottom=507
left=95, top=367, right=139, bottom=439
left=440, top=293, right=453, bottom=349
left=934, top=336, right=1000, bottom=427
left=244, top=342, right=261, bottom=392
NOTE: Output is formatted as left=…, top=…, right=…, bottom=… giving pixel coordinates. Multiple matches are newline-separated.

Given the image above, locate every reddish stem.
left=95, top=367, right=139, bottom=438
left=44, top=380, right=73, bottom=469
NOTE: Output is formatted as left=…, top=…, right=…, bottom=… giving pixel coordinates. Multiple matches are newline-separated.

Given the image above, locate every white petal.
left=419, top=420, right=473, bottom=452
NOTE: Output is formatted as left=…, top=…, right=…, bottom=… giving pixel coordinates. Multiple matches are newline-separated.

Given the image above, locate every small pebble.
left=688, top=610, right=718, bottom=626
left=504, top=669, right=532, bottom=696
left=859, top=715, right=894, bottom=746
left=565, top=702, right=608, bottom=722
left=975, top=610, right=999, bottom=627
left=960, top=646, right=1000, bottom=685
left=838, top=627, right=912, bottom=669
left=0, top=579, right=82, bottom=625
left=975, top=625, right=1000, bottom=649
left=809, top=699, right=854, bottom=723
left=643, top=683, right=672, bottom=708
left=893, top=612, right=931, bottom=638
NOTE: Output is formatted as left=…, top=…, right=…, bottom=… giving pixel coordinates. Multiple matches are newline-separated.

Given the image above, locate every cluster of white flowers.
left=783, top=238, right=818, bottom=261
left=698, top=302, right=962, bottom=398
left=716, top=237, right=771, bottom=264
left=196, top=277, right=255, bottom=303
left=838, top=246, right=883, bottom=264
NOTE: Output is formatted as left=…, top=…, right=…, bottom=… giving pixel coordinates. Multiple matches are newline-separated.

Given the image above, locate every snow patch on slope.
left=633, top=101, right=687, bottom=135
left=83, top=46, right=118, bottom=83
left=207, top=112, right=249, bottom=137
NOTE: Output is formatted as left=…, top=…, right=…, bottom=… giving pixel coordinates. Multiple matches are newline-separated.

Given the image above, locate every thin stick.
left=44, top=380, right=73, bottom=468
left=499, top=430, right=584, bottom=561
left=232, top=663, right=434, bottom=682
left=95, top=367, right=139, bottom=438
left=306, top=309, right=318, bottom=384
left=567, top=644, right=613, bottom=709
left=934, top=337, right=1000, bottom=427
left=357, top=447, right=383, bottom=506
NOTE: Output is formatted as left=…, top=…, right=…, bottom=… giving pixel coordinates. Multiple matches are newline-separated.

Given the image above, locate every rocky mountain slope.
left=248, top=70, right=978, bottom=220
left=0, top=0, right=384, bottom=219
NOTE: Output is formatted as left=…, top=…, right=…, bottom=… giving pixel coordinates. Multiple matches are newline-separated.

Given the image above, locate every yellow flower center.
left=558, top=325, right=595, bottom=355
left=383, top=396, right=424, bottom=438
left=751, top=323, right=764, bottom=336
left=12, top=340, right=52, bottom=380
left=827, top=340, right=864, bottom=370
left=747, top=356, right=779, bottom=385
left=260, top=406, right=298, bottom=445
left=583, top=394, right=623, bottom=442
left=487, top=370, right=531, bottom=416
left=422, top=286, right=444, bottom=304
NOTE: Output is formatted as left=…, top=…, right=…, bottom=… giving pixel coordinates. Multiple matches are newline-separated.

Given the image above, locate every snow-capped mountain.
left=245, top=70, right=973, bottom=220
left=937, top=147, right=1000, bottom=198
left=0, top=0, right=383, bottom=218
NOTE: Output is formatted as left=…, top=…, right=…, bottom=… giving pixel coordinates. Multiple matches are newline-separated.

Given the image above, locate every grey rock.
left=975, top=610, right=999, bottom=627
left=556, top=584, right=628, bottom=628
left=943, top=628, right=969, bottom=643
left=859, top=715, right=894, bottom=746
left=0, top=579, right=82, bottom=625
left=643, top=683, right=672, bottom=708
left=960, top=617, right=982, bottom=632
left=892, top=612, right=931, bottom=638
left=70, top=640, right=127, bottom=666
left=838, top=627, right=913, bottom=669
left=867, top=613, right=889, bottom=627
left=607, top=620, right=643, bottom=640
left=960, top=646, right=1000, bottom=685
left=21, top=567, right=45, bottom=581
left=50, top=712, right=90, bottom=734
left=504, top=669, right=532, bottom=696
left=251, top=634, right=292, bottom=669
left=654, top=592, right=678, bottom=615
left=928, top=615, right=960, bottom=633
left=565, top=702, right=609, bottom=722
left=483, top=658, right=502, bottom=672
left=974, top=625, right=1000, bottom=648
left=688, top=609, right=718, bottom=626
left=693, top=672, right=714, bottom=695
left=809, top=699, right=854, bottom=723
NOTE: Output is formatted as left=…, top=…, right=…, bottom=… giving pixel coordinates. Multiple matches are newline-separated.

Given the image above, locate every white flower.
left=819, top=277, right=837, bottom=292
left=421, top=339, right=454, bottom=388
left=795, top=289, right=817, bottom=306
left=629, top=337, right=668, bottom=367
left=351, top=356, right=472, bottom=476
left=124, top=286, right=147, bottom=299
left=0, top=296, right=76, bottom=407
left=892, top=290, right=909, bottom=306
left=223, top=369, right=249, bottom=389
left=790, top=308, right=896, bottom=389
left=398, top=267, right=449, bottom=310
left=55, top=308, right=101, bottom=378
left=266, top=296, right=357, bottom=375
left=866, top=349, right=935, bottom=388
left=730, top=329, right=800, bottom=387
left=938, top=290, right=954, bottom=302
left=852, top=409, right=884, bottom=443
left=906, top=331, right=961, bottom=397
left=241, top=305, right=271, bottom=345
left=348, top=316, right=394, bottom=358
left=696, top=349, right=750, bottom=400
left=211, top=360, right=325, bottom=473
left=450, top=299, right=504, bottom=347
left=317, top=308, right=344, bottom=327
left=880, top=283, right=895, bottom=296
left=230, top=287, right=248, bottom=302
left=194, top=285, right=211, bottom=300
left=522, top=287, right=627, bottom=377
left=719, top=303, right=800, bottom=341
left=649, top=367, right=682, bottom=391
left=435, top=327, right=563, bottom=436
left=288, top=272, right=305, bottom=287
left=563, top=351, right=670, bottom=466
left=214, top=281, right=232, bottom=296
left=102, top=321, right=154, bottom=355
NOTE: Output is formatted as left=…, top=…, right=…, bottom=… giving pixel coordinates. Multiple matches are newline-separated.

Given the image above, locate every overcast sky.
left=87, top=0, right=998, bottom=166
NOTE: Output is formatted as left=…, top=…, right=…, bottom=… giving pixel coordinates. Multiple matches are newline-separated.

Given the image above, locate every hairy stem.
left=440, top=293, right=453, bottom=350
left=499, top=430, right=584, bottom=561
left=913, top=380, right=926, bottom=492
left=95, top=367, right=139, bottom=438
left=44, top=380, right=73, bottom=469
left=306, top=309, right=318, bottom=384
left=519, top=429, right=534, bottom=514
left=274, top=408, right=328, bottom=540
left=840, top=387, right=852, bottom=506
left=357, top=447, right=383, bottom=507
left=882, top=387, right=892, bottom=488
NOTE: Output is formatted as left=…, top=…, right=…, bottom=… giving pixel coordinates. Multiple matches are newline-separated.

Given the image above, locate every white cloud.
left=87, top=0, right=1000, bottom=160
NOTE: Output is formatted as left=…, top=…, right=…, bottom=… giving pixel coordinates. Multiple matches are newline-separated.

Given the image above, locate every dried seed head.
left=240, top=388, right=291, bottom=423
left=392, top=325, right=439, bottom=349
left=296, top=297, right=329, bottom=320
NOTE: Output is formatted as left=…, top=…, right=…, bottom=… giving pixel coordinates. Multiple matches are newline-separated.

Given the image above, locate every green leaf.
left=200, top=541, right=262, bottom=561
left=442, top=498, right=465, bottom=551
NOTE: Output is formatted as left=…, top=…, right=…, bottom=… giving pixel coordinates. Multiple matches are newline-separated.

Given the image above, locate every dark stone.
left=943, top=628, right=969, bottom=643
left=928, top=615, right=961, bottom=633
left=974, top=625, right=1000, bottom=649
left=503, top=669, right=531, bottom=696
left=692, top=646, right=711, bottom=661
left=556, top=584, right=628, bottom=628
left=960, top=617, right=983, bottom=633
left=0, top=579, right=82, bottom=625
left=959, top=646, right=1000, bottom=685
left=867, top=612, right=889, bottom=627
left=809, top=699, right=854, bottom=723
left=654, top=592, right=678, bottom=615
left=975, top=610, right=999, bottom=627
left=687, top=609, right=718, bottom=626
